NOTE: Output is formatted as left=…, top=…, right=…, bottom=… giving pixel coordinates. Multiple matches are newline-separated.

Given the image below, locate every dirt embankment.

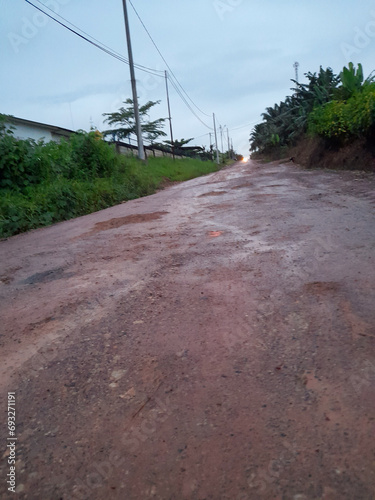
left=289, top=136, right=375, bottom=172
left=254, top=135, right=375, bottom=172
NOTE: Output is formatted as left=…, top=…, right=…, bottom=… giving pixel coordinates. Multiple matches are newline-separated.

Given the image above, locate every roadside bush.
left=308, top=101, right=348, bottom=139
left=0, top=190, right=40, bottom=236
left=0, top=133, right=40, bottom=190
left=0, top=120, right=121, bottom=189
left=0, top=130, right=218, bottom=238
left=69, top=131, right=119, bottom=180
left=308, top=83, right=375, bottom=140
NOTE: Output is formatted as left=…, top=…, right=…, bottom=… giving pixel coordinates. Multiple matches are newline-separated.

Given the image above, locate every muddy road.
left=0, top=160, right=375, bottom=500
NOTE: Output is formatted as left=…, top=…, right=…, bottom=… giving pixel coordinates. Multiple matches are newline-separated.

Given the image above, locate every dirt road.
left=1, top=160, right=375, bottom=500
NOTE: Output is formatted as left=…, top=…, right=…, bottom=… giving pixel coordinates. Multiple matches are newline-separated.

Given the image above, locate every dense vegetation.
left=0, top=117, right=217, bottom=238
left=250, top=63, right=375, bottom=155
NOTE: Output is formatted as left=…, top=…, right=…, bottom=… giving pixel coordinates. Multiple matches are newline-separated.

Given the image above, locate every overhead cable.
left=25, top=0, right=164, bottom=77
left=230, top=121, right=259, bottom=131
left=128, top=0, right=212, bottom=118
left=167, top=75, right=213, bottom=130
left=25, top=0, right=213, bottom=130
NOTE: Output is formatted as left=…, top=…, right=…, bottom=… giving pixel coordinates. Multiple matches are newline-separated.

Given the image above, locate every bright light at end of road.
left=242, top=157, right=249, bottom=162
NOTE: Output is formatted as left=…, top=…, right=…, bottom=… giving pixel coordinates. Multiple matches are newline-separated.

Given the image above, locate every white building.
left=4, top=116, right=74, bottom=143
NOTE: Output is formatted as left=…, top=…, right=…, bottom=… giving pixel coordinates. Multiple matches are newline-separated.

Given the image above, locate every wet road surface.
left=0, top=160, right=375, bottom=499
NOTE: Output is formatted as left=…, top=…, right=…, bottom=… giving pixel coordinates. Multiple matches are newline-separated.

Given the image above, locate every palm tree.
left=250, top=66, right=341, bottom=153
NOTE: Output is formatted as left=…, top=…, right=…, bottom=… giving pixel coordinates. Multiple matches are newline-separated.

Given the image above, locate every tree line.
left=250, top=63, right=375, bottom=155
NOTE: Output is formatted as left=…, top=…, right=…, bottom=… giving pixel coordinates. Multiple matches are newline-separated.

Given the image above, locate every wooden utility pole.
left=165, top=71, right=175, bottom=159
left=122, top=0, right=145, bottom=160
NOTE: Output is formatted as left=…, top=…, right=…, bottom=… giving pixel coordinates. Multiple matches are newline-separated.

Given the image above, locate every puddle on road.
left=203, top=203, right=234, bottom=212
left=208, top=231, right=224, bottom=238
left=78, top=212, right=169, bottom=238
left=22, top=267, right=75, bottom=285
left=199, top=191, right=227, bottom=197
left=303, top=282, right=340, bottom=294
left=231, top=182, right=254, bottom=190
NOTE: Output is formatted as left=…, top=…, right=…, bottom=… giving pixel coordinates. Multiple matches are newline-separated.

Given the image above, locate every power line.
left=25, top=0, right=213, bottom=131
left=128, top=0, right=212, bottom=118
left=25, top=0, right=164, bottom=78
left=167, top=74, right=213, bottom=130
left=33, top=0, right=129, bottom=62
left=193, top=132, right=210, bottom=140
left=230, top=121, right=259, bottom=131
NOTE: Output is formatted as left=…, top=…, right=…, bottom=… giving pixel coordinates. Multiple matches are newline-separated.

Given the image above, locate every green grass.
left=131, top=156, right=218, bottom=185
left=0, top=156, right=218, bottom=238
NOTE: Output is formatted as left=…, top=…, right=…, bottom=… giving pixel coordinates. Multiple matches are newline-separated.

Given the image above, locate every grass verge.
left=0, top=156, right=218, bottom=238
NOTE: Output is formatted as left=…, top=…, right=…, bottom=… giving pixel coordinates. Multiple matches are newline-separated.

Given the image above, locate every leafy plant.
left=102, top=99, right=167, bottom=143
left=0, top=152, right=217, bottom=238
left=250, top=63, right=375, bottom=154
left=340, top=62, right=364, bottom=98
left=308, top=82, right=375, bottom=139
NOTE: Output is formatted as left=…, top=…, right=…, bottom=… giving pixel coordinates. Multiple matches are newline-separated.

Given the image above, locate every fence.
left=113, top=141, right=185, bottom=160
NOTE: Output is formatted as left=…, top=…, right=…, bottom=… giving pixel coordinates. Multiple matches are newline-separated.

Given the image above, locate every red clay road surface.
left=1, top=159, right=375, bottom=500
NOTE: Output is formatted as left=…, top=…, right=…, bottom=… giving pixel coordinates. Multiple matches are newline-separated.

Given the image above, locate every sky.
left=1, top=0, right=375, bottom=156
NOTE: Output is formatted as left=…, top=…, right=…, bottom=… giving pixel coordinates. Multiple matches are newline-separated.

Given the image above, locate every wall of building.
left=5, top=118, right=72, bottom=143
left=11, top=122, right=54, bottom=142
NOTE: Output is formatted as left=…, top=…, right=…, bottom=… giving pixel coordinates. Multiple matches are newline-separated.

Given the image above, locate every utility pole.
left=213, top=113, right=219, bottom=165
left=122, top=0, right=145, bottom=160
left=293, top=61, right=300, bottom=83
left=165, top=71, right=175, bottom=159
left=226, top=127, right=230, bottom=158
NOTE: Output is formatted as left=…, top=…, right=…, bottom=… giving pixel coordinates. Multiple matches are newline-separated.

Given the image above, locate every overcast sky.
left=1, top=0, right=375, bottom=155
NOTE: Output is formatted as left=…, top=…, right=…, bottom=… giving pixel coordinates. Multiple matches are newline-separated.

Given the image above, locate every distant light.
left=242, top=157, right=248, bottom=162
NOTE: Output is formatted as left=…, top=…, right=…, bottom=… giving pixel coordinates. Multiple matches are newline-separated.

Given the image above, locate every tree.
left=250, top=62, right=375, bottom=154
left=163, top=138, right=194, bottom=156
left=102, top=99, right=167, bottom=143
left=250, top=66, right=341, bottom=154
left=337, top=62, right=375, bottom=100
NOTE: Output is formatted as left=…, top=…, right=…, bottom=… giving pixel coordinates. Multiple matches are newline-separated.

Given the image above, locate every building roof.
left=5, top=115, right=75, bottom=137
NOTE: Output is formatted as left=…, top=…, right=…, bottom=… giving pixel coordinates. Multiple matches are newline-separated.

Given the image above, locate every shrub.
left=0, top=112, right=218, bottom=237
left=308, top=83, right=375, bottom=140
left=0, top=121, right=123, bottom=189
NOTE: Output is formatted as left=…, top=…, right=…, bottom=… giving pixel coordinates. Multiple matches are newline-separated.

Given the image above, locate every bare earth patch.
left=80, top=211, right=169, bottom=237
